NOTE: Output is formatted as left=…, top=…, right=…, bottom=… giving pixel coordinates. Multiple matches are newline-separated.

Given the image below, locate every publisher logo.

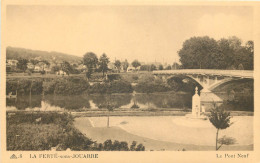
left=10, top=154, right=18, bottom=159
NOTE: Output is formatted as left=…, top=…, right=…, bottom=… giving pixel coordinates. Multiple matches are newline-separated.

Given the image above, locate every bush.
left=87, top=80, right=133, bottom=94
left=7, top=112, right=95, bottom=151
left=53, top=77, right=90, bottom=95
left=6, top=78, right=43, bottom=95
left=95, top=140, right=145, bottom=151
left=42, top=80, right=57, bottom=94
left=87, top=83, right=109, bottom=94
left=107, top=74, right=121, bottom=81
left=135, top=81, right=169, bottom=93
left=7, top=112, right=146, bottom=151
left=108, top=80, right=133, bottom=93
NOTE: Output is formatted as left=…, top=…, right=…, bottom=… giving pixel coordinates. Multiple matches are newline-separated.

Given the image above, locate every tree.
left=165, top=65, right=172, bottom=70
left=114, top=60, right=121, bottom=73
left=61, top=61, right=73, bottom=75
left=178, top=36, right=219, bottom=69
left=158, top=65, right=163, bottom=70
left=30, top=59, right=39, bottom=65
left=106, top=95, right=115, bottom=128
left=122, top=59, right=129, bottom=72
left=131, top=60, right=141, bottom=69
left=17, top=59, right=28, bottom=72
left=208, top=104, right=233, bottom=150
left=83, top=52, right=98, bottom=79
left=246, top=40, right=254, bottom=53
left=150, top=64, right=156, bottom=71
left=51, top=65, right=60, bottom=73
left=172, top=62, right=180, bottom=70
left=98, top=53, right=110, bottom=77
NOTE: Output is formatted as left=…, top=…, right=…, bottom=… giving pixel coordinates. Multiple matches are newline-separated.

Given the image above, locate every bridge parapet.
left=153, top=69, right=253, bottom=79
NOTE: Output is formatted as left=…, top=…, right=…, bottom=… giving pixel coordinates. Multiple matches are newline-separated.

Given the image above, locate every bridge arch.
left=155, top=73, right=252, bottom=93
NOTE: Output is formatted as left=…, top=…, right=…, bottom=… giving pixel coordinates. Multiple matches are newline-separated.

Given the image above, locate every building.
left=6, top=59, right=18, bottom=67
left=34, top=62, right=49, bottom=72
left=56, top=70, right=67, bottom=76
left=27, top=62, right=35, bottom=70
left=127, top=66, right=140, bottom=72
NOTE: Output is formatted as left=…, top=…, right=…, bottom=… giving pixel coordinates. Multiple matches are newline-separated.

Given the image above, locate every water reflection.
left=6, top=93, right=192, bottom=111
left=6, top=92, right=253, bottom=112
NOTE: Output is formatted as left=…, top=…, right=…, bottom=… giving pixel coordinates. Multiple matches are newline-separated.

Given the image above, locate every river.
left=6, top=92, right=253, bottom=112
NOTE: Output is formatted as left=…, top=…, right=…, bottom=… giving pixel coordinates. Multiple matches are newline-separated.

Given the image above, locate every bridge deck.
left=153, top=69, right=253, bottom=78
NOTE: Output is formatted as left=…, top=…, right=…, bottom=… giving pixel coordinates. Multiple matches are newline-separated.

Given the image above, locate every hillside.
left=6, top=47, right=82, bottom=63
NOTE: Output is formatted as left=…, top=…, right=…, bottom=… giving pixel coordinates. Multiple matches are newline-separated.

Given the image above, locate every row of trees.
left=178, top=36, right=253, bottom=70
left=83, top=52, right=143, bottom=78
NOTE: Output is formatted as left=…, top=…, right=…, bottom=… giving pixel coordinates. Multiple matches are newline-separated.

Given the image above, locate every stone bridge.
left=153, top=69, right=253, bottom=92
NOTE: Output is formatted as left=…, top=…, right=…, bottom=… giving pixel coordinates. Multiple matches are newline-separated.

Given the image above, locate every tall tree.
left=83, top=52, right=98, bottom=79
left=131, top=60, right=141, bottom=69
left=122, top=59, right=129, bottom=71
left=98, top=53, right=110, bottom=77
left=17, top=59, right=28, bottom=72
left=61, top=61, right=73, bottom=75
left=114, top=60, right=121, bottom=73
left=178, top=36, right=219, bottom=69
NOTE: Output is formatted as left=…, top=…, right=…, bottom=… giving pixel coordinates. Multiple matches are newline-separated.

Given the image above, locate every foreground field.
left=74, top=116, right=253, bottom=151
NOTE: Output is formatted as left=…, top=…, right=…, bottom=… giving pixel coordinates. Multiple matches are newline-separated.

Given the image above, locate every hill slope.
left=6, top=47, right=82, bottom=63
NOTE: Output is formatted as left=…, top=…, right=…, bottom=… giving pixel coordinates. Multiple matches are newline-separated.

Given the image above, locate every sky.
left=6, top=5, right=254, bottom=64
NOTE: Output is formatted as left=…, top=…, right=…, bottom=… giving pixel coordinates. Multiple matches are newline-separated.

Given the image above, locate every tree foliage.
left=132, top=60, right=141, bottom=69
left=17, top=59, right=28, bottom=72
left=208, top=104, right=233, bottom=150
left=83, top=52, right=98, bottom=78
left=114, top=60, right=121, bottom=73
left=178, top=36, right=254, bottom=70
left=122, top=59, right=129, bottom=71
left=61, top=61, right=73, bottom=75
left=98, top=53, right=110, bottom=77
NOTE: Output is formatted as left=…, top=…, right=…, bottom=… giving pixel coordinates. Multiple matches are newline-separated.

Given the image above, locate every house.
left=6, top=59, right=18, bottom=67
left=76, top=64, right=87, bottom=71
left=34, top=62, right=49, bottom=72
left=127, top=66, right=140, bottom=72
left=34, top=64, right=42, bottom=72
left=27, top=62, right=35, bottom=70
left=56, top=70, right=67, bottom=76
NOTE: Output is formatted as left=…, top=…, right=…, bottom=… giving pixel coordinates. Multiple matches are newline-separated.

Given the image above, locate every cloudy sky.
left=6, top=5, right=253, bottom=64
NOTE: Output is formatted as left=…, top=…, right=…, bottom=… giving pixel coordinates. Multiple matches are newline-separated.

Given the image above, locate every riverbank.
left=6, top=109, right=254, bottom=117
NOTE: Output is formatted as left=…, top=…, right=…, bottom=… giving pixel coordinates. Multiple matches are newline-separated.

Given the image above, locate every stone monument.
left=192, top=87, right=201, bottom=117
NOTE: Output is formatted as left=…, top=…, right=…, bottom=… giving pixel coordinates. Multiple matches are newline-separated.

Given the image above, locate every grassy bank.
left=6, top=76, right=133, bottom=95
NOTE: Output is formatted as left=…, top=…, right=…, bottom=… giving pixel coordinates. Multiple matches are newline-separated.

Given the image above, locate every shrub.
left=53, top=77, right=90, bottom=95
left=108, top=80, right=133, bottom=93
left=6, top=78, right=43, bottom=95
left=87, top=80, right=133, bottom=94
left=135, top=81, right=169, bottom=93
left=7, top=112, right=96, bottom=151
left=87, top=83, right=108, bottom=94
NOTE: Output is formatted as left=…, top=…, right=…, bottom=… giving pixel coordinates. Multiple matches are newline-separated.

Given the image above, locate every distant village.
left=6, top=56, right=177, bottom=76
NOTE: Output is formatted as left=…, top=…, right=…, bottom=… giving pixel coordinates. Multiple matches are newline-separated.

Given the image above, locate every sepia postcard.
left=1, top=0, right=260, bottom=163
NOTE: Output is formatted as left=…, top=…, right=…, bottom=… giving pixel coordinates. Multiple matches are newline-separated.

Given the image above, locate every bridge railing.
left=153, top=69, right=253, bottom=78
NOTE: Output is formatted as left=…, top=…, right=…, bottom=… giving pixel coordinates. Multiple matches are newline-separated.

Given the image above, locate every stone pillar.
left=201, top=76, right=210, bottom=93
left=214, top=76, right=218, bottom=83
left=206, top=76, right=210, bottom=87
left=192, top=87, right=201, bottom=117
